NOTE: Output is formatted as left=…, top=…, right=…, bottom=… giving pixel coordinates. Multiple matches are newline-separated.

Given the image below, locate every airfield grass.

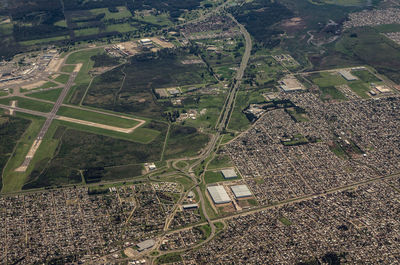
left=57, top=106, right=140, bottom=129
left=1, top=113, right=46, bottom=193
left=0, top=114, right=31, bottom=192
left=0, top=97, right=54, bottom=113
left=61, top=65, right=76, bottom=73
left=23, top=121, right=168, bottom=189
left=27, top=88, right=63, bottom=102
left=53, top=74, right=70, bottom=84
left=65, top=48, right=103, bottom=104
left=20, top=81, right=58, bottom=92
left=55, top=118, right=159, bottom=144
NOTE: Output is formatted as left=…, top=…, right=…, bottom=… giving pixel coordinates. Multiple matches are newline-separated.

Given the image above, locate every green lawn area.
left=0, top=97, right=54, bottom=113
left=53, top=74, right=70, bottom=84
left=26, top=88, right=63, bottom=102
left=348, top=82, right=371, bottom=98
left=204, top=170, right=240, bottom=184
left=54, top=20, right=67, bottom=27
left=279, top=216, right=292, bottom=226
left=351, top=69, right=381, bottom=83
left=311, top=72, right=347, bottom=87
left=319, top=86, right=347, bottom=101
left=207, top=155, right=233, bottom=170
left=61, top=65, right=76, bottom=73
left=57, top=106, right=140, bottom=129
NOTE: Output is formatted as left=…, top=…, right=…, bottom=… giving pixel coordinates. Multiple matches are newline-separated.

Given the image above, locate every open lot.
left=83, top=50, right=216, bottom=119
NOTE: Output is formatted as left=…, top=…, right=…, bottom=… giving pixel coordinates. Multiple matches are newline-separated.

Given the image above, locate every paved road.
left=16, top=72, right=77, bottom=171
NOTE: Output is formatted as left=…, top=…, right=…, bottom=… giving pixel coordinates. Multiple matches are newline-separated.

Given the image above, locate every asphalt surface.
left=17, top=72, right=77, bottom=170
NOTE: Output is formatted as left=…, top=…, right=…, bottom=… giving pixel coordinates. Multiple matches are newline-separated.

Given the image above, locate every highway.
left=16, top=72, right=78, bottom=172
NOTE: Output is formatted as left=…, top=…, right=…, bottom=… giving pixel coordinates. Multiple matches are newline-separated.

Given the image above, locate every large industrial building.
left=207, top=186, right=231, bottom=204
left=339, top=70, right=358, bottom=81
left=221, top=168, right=237, bottom=179
left=231, top=185, right=252, bottom=199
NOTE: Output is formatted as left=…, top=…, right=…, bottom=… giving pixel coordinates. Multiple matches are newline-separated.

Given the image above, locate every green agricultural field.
left=0, top=97, right=54, bottom=113
left=0, top=22, right=13, bottom=35
left=26, top=88, right=63, bottom=102
left=57, top=106, right=140, bottom=129
left=164, top=125, right=209, bottom=159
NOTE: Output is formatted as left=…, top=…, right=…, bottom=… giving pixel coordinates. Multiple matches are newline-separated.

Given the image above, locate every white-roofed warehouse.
left=231, top=185, right=252, bottom=199
left=207, top=186, right=231, bottom=204
left=221, top=168, right=237, bottom=179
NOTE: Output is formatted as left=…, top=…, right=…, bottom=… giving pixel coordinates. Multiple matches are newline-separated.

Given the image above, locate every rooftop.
left=207, top=186, right=231, bottom=204
left=231, top=185, right=252, bottom=198
left=221, top=168, right=237, bottom=179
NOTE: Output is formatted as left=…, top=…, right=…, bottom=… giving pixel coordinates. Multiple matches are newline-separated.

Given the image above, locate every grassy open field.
left=61, top=65, right=76, bottom=73
left=65, top=48, right=103, bottom=104
left=228, top=89, right=265, bottom=131
left=0, top=115, right=31, bottom=192
left=84, top=51, right=216, bottom=119
left=19, top=35, right=70, bottom=46
left=0, top=97, right=54, bottom=113
left=204, top=170, right=240, bottom=184
left=53, top=74, right=70, bottom=84
left=27, top=88, right=63, bottom=102
left=207, top=155, right=233, bottom=170
left=1, top=113, right=46, bottom=193
left=23, top=121, right=168, bottom=189
left=90, top=6, right=132, bottom=20
left=164, top=125, right=209, bottom=159
left=57, top=106, right=140, bottom=129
